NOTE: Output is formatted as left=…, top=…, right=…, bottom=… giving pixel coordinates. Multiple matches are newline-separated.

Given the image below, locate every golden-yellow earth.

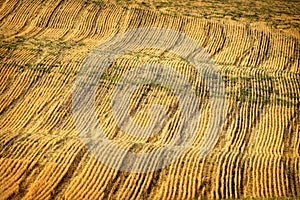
left=0, top=0, right=299, bottom=199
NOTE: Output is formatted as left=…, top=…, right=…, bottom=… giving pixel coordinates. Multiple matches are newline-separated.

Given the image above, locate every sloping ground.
left=0, top=0, right=299, bottom=199
left=114, top=0, right=300, bottom=39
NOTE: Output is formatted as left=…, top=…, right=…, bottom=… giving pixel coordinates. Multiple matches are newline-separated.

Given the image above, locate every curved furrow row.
left=273, top=156, right=285, bottom=197
left=244, top=147, right=298, bottom=198
left=63, top=155, right=102, bottom=199
left=263, top=155, right=271, bottom=197
left=0, top=70, right=42, bottom=127
left=214, top=151, right=226, bottom=199
left=214, top=23, right=251, bottom=65
left=250, top=68, right=273, bottom=104
left=0, top=0, right=44, bottom=37
left=0, top=131, right=19, bottom=154
left=34, top=89, right=73, bottom=133
left=90, top=6, right=125, bottom=40
left=163, top=15, right=187, bottom=36
left=93, top=55, right=192, bottom=146
left=1, top=3, right=298, bottom=71
left=280, top=158, right=288, bottom=196
left=75, top=159, right=114, bottom=200
left=180, top=18, right=210, bottom=50
left=164, top=152, right=192, bottom=199
left=104, top=146, right=160, bottom=198
left=24, top=0, right=85, bottom=40
left=0, top=132, right=61, bottom=190
left=0, top=65, right=73, bottom=132
left=243, top=155, right=254, bottom=197
left=0, top=158, right=30, bottom=200
left=285, top=158, right=296, bottom=196
left=276, top=71, right=300, bottom=106
left=125, top=8, right=161, bottom=30
left=0, top=65, right=19, bottom=95
left=63, top=143, right=131, bottom=200
left=189, top=98, right=210, bottom=149
left=221, top=152, right=234, bottom=198
left=254, top=154, right=264, bottom=197
left=176, top=149, right=204, bottom=200
left=214, top=21, right=299, bottom=69
left=204, top=21, right=226, bottom=57
left=226, top=102, right=243, bottom=152
left=228, top=102, right=254, bottom=153
left=205, top=154, right=220, bottom=199
left=59, top=3, right=90, bottom=40
left=264, top=106, right=284, bottom=154
left=0, top=2, right=299, bottom=199
left=32, top=0, right=63, bottom=28
left=0, top=0, right=19, bottom=24
left=125, top=8, right=187, bottom=34
left=64, top=4, right=103, bottom=41
left=17, top=0, right=65, bottom=38
left=174, top=153, right=197, bottom=199
left=0, top=158, right=25, bottom=178
left=41, top=1, right=83, bottom=30
left=239, top=29, right=270, bottom=68
left=4, top=1, right=48, bottom=40
left=1, top=135, right=42, bottom=160
left=0, top=43, right=79, bottom=130
left=21, top=72, right=76, bottom=132
left=2, top=50, right=38, bottom=66
left=268, top=156, right=276, bottom=197
left=152, top=158, right=181, bottom=199
left=227, top=153, right=240, bottom=198
left=115, top=171, right=153, bottom=199
left=259, top=34, right=299, bottom=71
left=217, top=151, right=244, bottom=199
left=250, top=104, right=295, bottom=156
left=211, top=152, right=225, bottom=199
left=170, top=158, right=189, bottom=200
left=22, top=140, right=83, bottom=200
left=272, top=34, right=298, bottom=71
left=103, top=155, right=155, bottom=199
left=190, top=150, right=207, bottom=199
left=0, top=53, right=38, bottom=96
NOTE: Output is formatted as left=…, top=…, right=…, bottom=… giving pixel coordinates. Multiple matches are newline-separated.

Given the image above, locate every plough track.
left=0, top=0, right=299, bottom=199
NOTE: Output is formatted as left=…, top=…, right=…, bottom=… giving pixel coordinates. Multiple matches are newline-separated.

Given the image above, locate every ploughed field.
left=0, top=0, right=299, bottom=199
